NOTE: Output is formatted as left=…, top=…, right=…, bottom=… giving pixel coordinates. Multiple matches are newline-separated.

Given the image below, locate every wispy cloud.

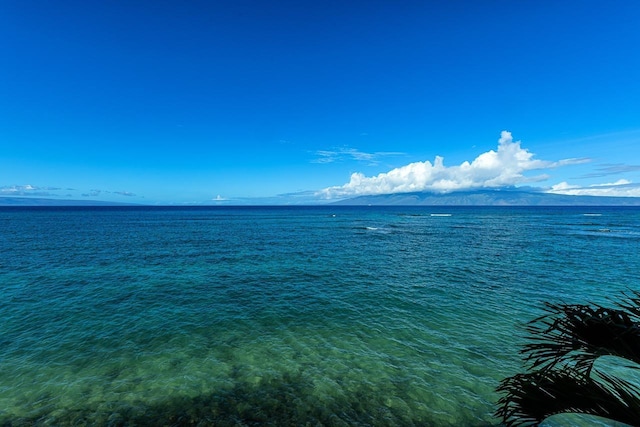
left=82, top=189, right=102, bottom=197
left=1, top=185, right=141, bottom=199
left=312, top=147, right=404, bottom=165
left=0, top=184, right=62, bottom=197
left=579, top=163, right=640, bottom=179
left=113, top=191, right=136, bottom=197
left=319, top=131, right=588, bottom=199
left=548, top=179, right=640, bottom=197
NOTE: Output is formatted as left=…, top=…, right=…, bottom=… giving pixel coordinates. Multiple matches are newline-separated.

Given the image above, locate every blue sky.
left=1, top=1, right=639, bottom=204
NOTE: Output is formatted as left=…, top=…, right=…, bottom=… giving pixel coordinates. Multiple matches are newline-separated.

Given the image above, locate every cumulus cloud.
left=319, top=131, right=588, bottom=198
left=548, top=179, right=640, bottom=197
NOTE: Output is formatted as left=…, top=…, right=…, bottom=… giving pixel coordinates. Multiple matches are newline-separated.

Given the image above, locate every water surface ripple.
left=1, top=206, right=639, bottom=425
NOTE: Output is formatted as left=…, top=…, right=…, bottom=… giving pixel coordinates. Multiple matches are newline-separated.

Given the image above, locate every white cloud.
left=548, top=179, right=640, bottom=197
left=0, top=184, right=61, bottom=197
left=311, top=147, right=404, bottom=165
left=319, top=131, right=588, bottom=199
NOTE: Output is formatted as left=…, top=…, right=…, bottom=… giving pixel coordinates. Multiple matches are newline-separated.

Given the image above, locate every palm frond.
left=616, top=289, right=640, bottom=319
left=496, top=292, right=640, bottom=426
left=496, top=368, right=640, bottom=427
left=522, top=302, right=640, bottom=373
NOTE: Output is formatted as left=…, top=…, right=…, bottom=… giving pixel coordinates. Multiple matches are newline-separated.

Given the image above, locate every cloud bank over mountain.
left=319, top=131, right=588, bottom=199
left=549, top=179, right=640, bottom=197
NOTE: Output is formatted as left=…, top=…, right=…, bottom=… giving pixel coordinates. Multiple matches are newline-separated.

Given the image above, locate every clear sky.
left=2, top=0, right=639, bottom=204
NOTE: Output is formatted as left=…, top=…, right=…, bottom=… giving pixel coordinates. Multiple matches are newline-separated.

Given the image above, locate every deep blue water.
left=1, top=206, right=639, bottom=426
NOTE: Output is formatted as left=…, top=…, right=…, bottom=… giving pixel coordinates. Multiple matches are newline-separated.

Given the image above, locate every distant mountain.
left=0, top=197, right=138, bottom=206
left=331, top=189, right=640, bottom=206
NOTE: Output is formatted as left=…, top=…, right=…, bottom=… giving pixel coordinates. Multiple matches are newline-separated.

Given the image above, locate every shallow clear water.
left=1, top=206, right=639, bottom=425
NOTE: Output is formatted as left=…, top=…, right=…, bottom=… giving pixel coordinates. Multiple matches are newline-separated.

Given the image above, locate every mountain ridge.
left=4, top=190, right=640, bottom=207
left=330, top=189, right=640, bottom=206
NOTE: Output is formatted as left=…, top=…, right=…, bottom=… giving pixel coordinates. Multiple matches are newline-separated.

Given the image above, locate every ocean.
left=1, top=206, right=639, bottom=426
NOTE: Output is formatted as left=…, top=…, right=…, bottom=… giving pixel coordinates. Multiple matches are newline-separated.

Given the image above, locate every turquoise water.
left=1, top=206, right=639, bottom=426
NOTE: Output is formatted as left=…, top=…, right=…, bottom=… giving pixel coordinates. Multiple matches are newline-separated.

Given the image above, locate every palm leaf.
left=496, top=368, right=640, bottom=426
left=522, top=302, right=640, bottom=374
left=496, top=292, right=640, bottom=426
left=616, top=290, right=640, bottom=319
